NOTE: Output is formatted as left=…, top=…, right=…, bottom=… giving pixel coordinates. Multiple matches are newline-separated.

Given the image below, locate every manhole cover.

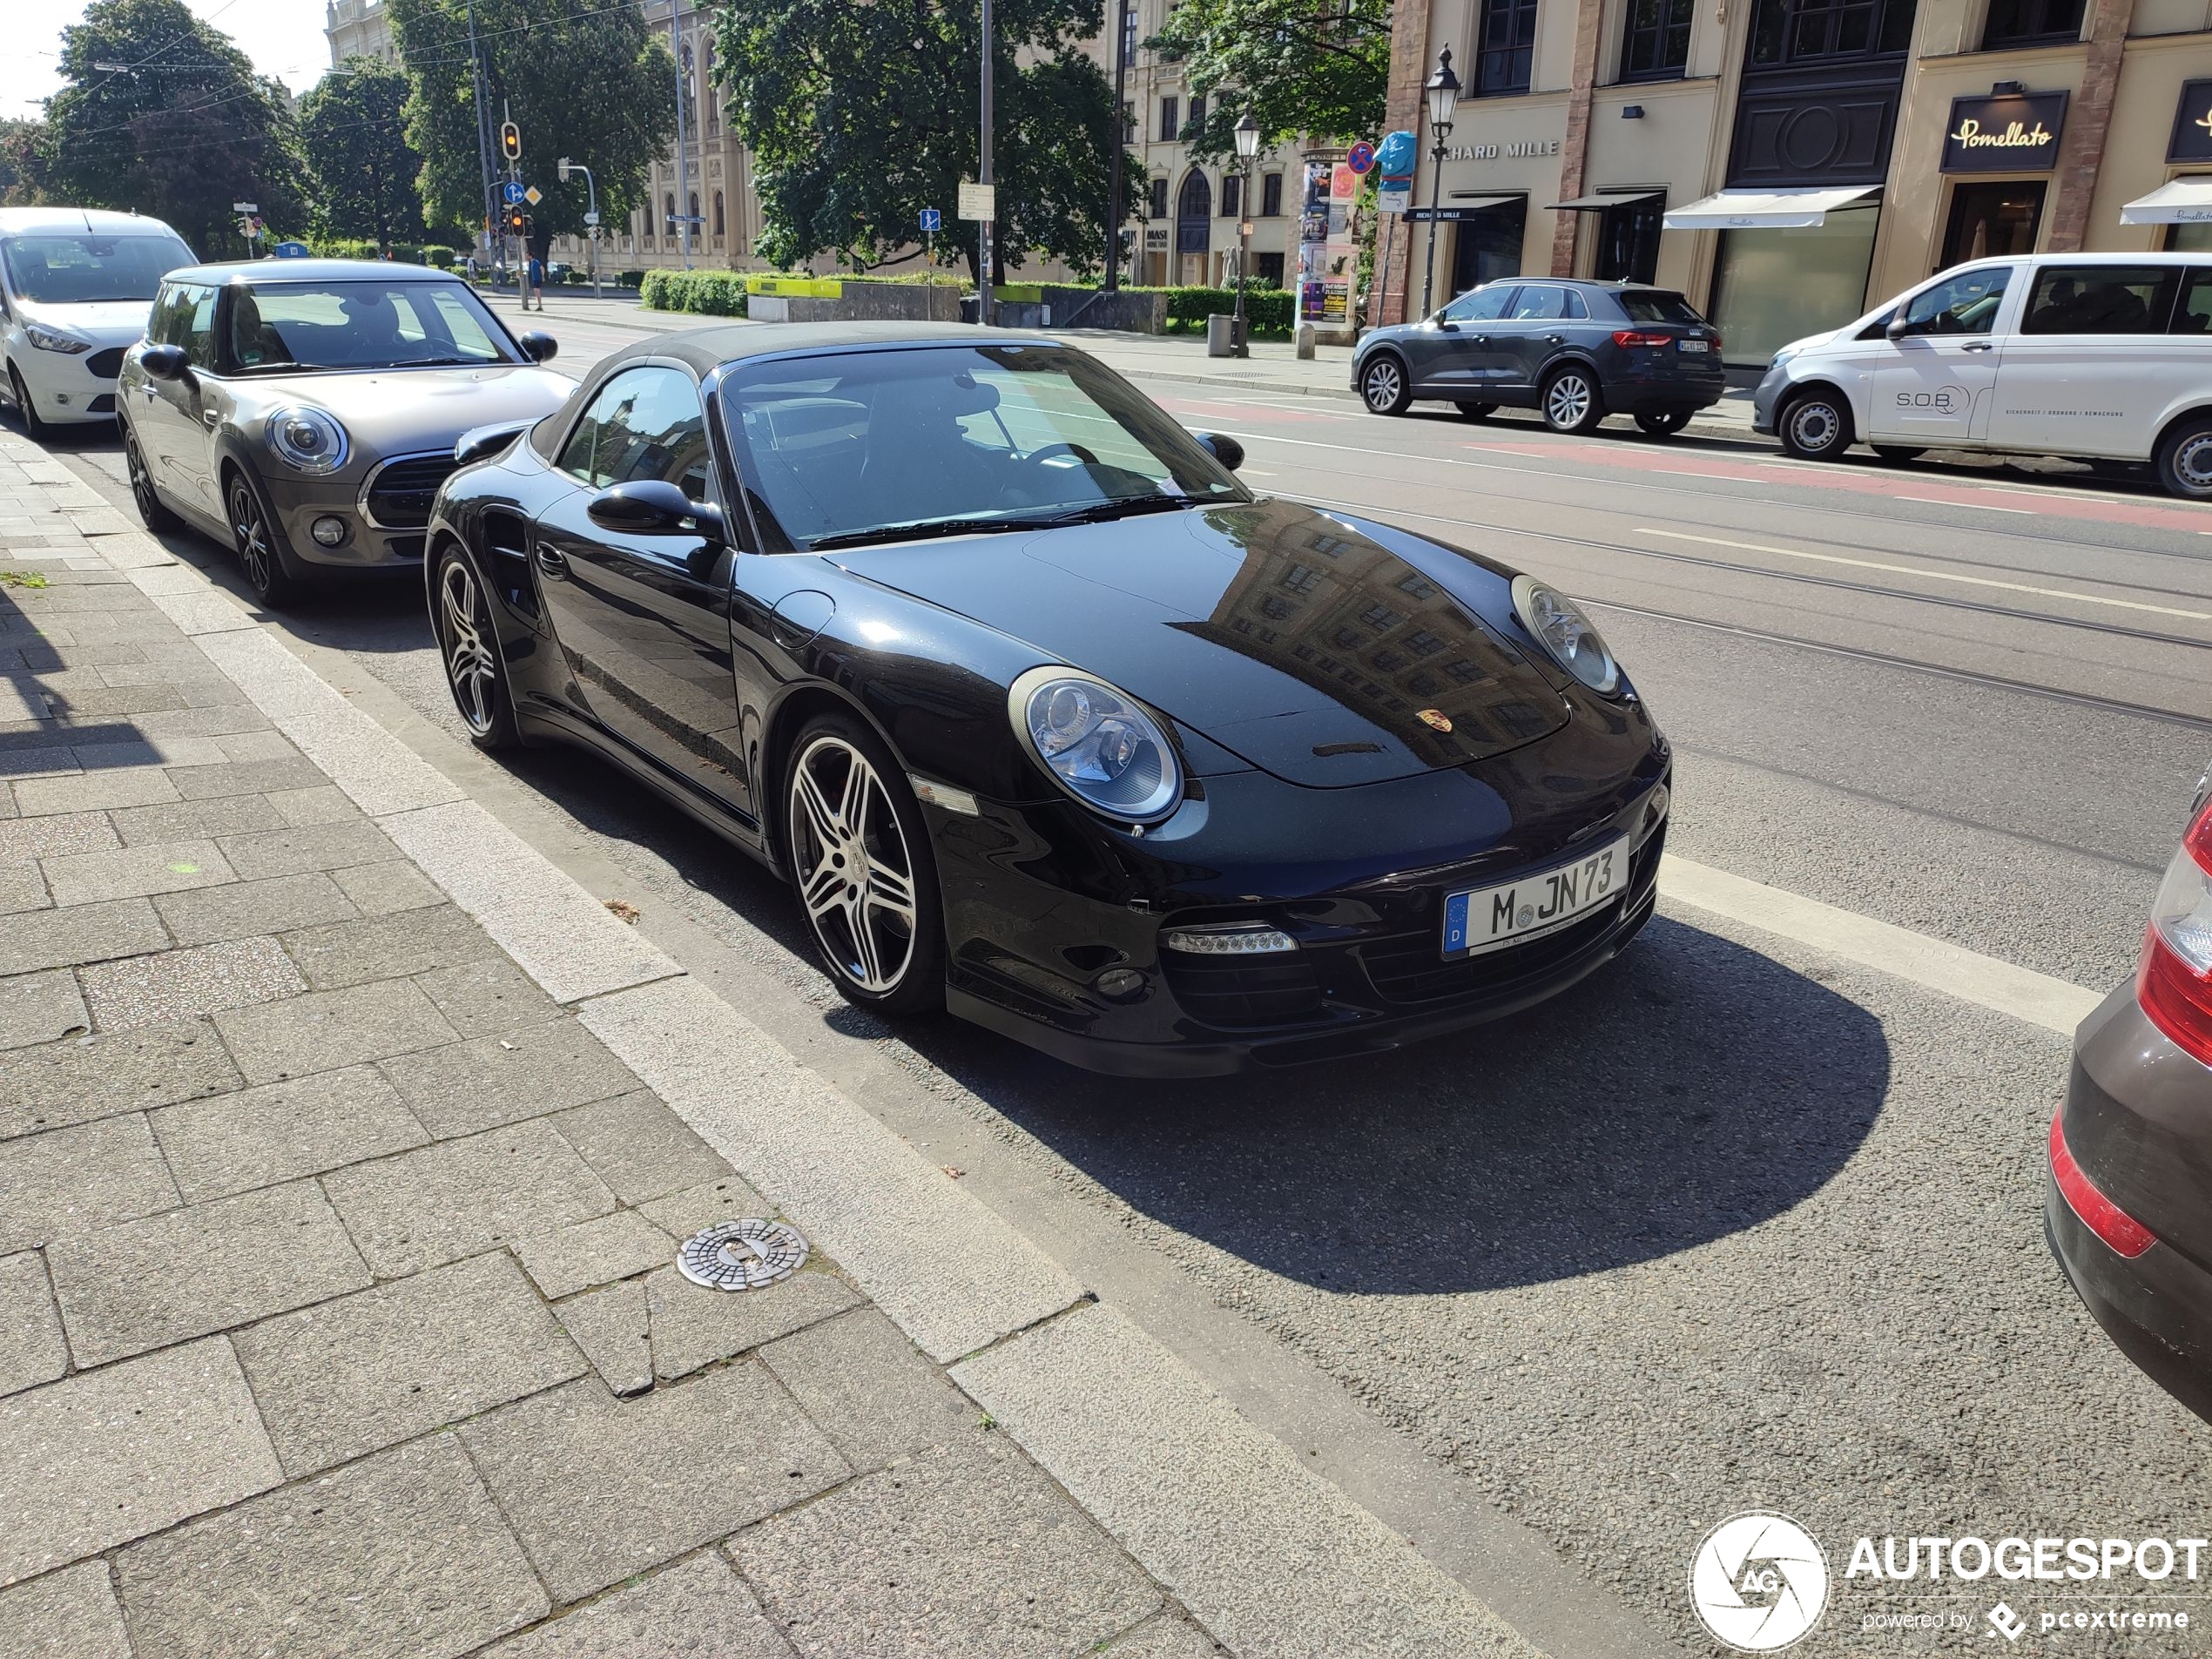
left=677, top=1219, right=809, bottom=1291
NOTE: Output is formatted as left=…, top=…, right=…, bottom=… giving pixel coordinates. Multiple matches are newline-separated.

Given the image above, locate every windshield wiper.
left=810, top=516, right=1039, bottom=551
left=1030, top=494, right=1202, bottom=528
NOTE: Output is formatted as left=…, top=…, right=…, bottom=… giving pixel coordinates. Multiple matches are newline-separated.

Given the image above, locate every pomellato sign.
left=2168, top=78, right=2212, bottom=164
left=1941, top=90, right=2068, bottom=172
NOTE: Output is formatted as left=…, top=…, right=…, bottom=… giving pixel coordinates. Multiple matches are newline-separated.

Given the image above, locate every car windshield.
left=1615, top=290, right=1704, bottom=326
left=0, top=233, right=193, bottom=304
left=719, top=343, right=1251, bottom=551
left=226, top=280, right=520, bottom=373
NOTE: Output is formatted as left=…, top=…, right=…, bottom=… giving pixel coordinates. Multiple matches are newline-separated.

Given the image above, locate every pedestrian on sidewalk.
left=526, top=254, right=544, bottom=311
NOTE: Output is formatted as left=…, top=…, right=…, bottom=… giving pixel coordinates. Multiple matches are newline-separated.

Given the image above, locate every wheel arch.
left=2153, top=401, right=2212, bottom=456
left=1780, top=376, right=1857, bottom=431
left=758, top=679, right=906, bottom=881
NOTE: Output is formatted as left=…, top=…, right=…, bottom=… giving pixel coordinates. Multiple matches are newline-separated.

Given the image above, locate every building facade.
left=324, top=0, right=395, bottom=67
left=1379, top=0, right=2212, bottom=363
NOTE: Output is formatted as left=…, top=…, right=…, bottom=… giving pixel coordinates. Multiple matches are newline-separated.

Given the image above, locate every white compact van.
left=0, top=207, right=196, bottom=435
left=1751, top=253, right=2212, bottom=498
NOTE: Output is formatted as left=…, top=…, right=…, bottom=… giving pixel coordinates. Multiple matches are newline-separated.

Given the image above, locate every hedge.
left=1144, top=285, right=1295, bottom=337
left=639, top=268, right=748, bottom=316
left=617, top=270, right=645, bottom=289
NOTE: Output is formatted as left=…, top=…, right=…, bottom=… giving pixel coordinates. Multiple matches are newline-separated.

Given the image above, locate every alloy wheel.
left=229, top=479, right=273, bottom=594
left=1544, top=373, right=1594, bottom=432
left=438, top=557, right=500, bottom=736
left=787, top=734, right=920, bottom=995
left=125, top=435, right=159, bottom=522
left=1363, top=360, right=1404, bottom=414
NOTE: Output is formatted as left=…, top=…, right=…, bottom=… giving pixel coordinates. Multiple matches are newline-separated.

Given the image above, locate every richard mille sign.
left=1941, top=90, right=2067, bottom=172
left=1445, top=138, right=1561, bottom=162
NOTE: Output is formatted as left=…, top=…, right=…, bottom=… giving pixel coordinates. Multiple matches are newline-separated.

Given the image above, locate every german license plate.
left=1441, top=836, right=1629, bottom=959
left=1677, top=338, right=1710, bottom=354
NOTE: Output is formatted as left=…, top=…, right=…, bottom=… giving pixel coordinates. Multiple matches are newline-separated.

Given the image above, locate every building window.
left=688, top=190, right=700, bottom=229
left=1981, top=0, right=2084, bottom=44
left=1123, top=100, right=1136, bottom=139
left=713, top=191, right=725, bottom=237
left=1189, top=94, right=1207, bottom=137
left=664, top=192, right=676, bottom=229
left=1261, top=172, right=1284, bottom=216
left=1620, top=0, right=1694, bottom=78
left=1749, top=0, right=1915, bottom=63
left=1159, top=96, right=1179, bottom=140
left=1221, top=174, right=1241, bottom=217
left=1149, top=176, right=1169, bottom=219
left=1474, top=0, right=1539, bottom=92
left=1255, top=250, right=1285, bottom=284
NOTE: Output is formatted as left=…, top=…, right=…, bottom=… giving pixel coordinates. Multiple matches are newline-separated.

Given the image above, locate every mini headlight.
left=24, top=324, right=91, bottom=354
left=266, top=407, right=348, bottom=474
left=1512, top=574, right=1620, bottom=695
left=1009, top=665, right=1183, bottom=824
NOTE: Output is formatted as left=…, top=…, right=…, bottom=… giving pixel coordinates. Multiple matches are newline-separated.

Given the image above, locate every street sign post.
left=502, top=180, right=525, bottom=206
left=920, top=206, right=941, bottom=265
left=523, top=186, right=542, bottom=206
left=1346, top=139, right=1377, bottom=174
left=957, top=183, right=995, bottom=221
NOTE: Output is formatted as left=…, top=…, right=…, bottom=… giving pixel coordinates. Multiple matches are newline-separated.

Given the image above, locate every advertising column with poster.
left=1297, top=162, right=1331, bottom=327
left=1298, top=158, right=1358, bottom=341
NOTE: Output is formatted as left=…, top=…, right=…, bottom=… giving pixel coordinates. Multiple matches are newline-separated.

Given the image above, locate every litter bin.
left=1206, top=313, right=1235, bottom=358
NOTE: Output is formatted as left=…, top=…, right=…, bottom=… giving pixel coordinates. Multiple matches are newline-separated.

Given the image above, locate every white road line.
left=1637, top=528, right=2212, bottom=621
left=1898, top=495, right=2034, bottom=514
left=1659, top=855, right=2102, bottom=1035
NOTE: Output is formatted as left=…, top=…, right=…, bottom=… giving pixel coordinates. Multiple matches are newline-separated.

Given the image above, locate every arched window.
left=1176, top=170, right=1212, bottom=255
left=688, top=191, right=700, bottom=227
left=664, top=192, right=676, bottom=228
left=713, top=191, right=725, bottom=237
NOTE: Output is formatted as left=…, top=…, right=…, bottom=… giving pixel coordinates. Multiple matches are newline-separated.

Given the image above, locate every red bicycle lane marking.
left=1455, top=439, right=2212, bottom=536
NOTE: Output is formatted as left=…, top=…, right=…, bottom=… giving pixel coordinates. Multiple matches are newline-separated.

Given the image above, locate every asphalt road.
left=50, top=320, right=2212, bottom=1657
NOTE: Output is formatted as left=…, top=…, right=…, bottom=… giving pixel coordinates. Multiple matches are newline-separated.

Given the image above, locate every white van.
left=0, top=208, right=196, bottom=435
left=1751, top=252, right=2212, bottom=499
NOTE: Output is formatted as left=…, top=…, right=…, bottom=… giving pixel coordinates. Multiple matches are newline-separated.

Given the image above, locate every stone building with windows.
left=1379, top=0, right=2212, bottom=363
left=324, top=0, right=396, bottom=66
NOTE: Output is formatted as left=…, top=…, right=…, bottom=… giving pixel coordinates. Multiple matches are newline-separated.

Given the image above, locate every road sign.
left=502, top=180, right=525, bottom=206
left=957, top=182, right=995, bottom=221
left=523, top=185, right=542, bottom=206
left=232, top=201, right=258, bottom=213
left=500, top=121, right=522, bottom=163
left=919, top=207, right=941, bottom=233
left=583, top=210, right=600, bottom=226
left=1377, top=180, right=1412, bottom=215
left=1346, top=139, right=1377, bottom=175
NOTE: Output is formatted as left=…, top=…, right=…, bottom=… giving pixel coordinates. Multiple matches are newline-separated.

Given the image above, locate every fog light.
left=1095, top=968, right=1148, bottom=1000
left=1161, top=924, right=1298, bottom=954
left=310, top=516, right=347, bottom=547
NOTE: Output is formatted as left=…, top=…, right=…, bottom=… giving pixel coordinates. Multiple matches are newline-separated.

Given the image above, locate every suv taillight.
left=2138, top=799, right=2212, bottom=1065
left=1612, top=329, right=1671, bottom=348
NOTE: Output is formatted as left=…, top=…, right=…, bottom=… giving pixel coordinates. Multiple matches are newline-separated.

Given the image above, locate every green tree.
left=711, top=0, right=1132, bottom=279
left=1147, top=0, right=1392, bottom=159
left=388, top=0, right=675, bottom=258
left=300, top=58, right=428, bottom=248
left=37, top=0, right=306, bottom=258
left=0, top=120, right=44, bottom=206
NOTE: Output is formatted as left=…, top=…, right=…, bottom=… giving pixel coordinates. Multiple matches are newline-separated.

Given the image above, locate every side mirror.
left=1885, top=314, right=1912, bottom=341
left=587, top=478, right=726, bottom=542
left=1437, top=318, right=1458, bottom=332
left=1197, top=432, right=1244, bottom=471
left=141, top=343, right=187, bottom=381
left=518, top=331, right=558, bottom=363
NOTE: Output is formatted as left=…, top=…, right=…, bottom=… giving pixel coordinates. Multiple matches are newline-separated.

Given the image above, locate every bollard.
left=1295, top=323, right=1317, bottom=361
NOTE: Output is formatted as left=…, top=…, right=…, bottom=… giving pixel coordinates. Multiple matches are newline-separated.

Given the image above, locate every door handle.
left=1961, top=340, right=1994, bottom=352
left=200, top=408, right=221, bottom=428
left=1545, top=334, right=1565, bottom=344
left=535, top=544, right=568, bottom=579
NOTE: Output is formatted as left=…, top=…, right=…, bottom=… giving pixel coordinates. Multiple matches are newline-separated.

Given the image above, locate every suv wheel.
left=1635, top=410, right=1690, bottom=438
left=2157, top=416, right=2212, bottom=501
left=1779, top=388, right=1852, bottom=461
left=1541, top=367, right=1603, bottom=435
left=1360, top=354, right=1411, bottom=415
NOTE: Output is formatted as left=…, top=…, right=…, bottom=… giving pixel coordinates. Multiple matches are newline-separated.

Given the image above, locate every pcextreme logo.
left=1689, top=1512, right=1831, bottom=1652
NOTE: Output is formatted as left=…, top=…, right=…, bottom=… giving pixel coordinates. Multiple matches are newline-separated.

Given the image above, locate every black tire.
left=1455, top=401, right=1496, bottom=421
left=4, top=365, right=51, bottom=441
left=1359, top=353, right=1412, bottom=416
left=121, top=421, right=177, bottom=532
left=1777, top=388, right=1853, bottom=462
left=2157, top=417, right=2212, bottom=501
left=783, top=711, right=944, bottom=1017
left=1635, top=410, right=1691, bottom=438
left=225, top=469, right=301, bottom=607
left=431, top=543, right=523, bottom=751
left=1540, top=365, right=1604, bottom=435
left=1871, top=444, right=1924, bottom=465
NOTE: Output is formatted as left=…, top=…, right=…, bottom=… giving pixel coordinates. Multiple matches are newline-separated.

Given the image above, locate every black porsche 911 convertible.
left=425, top=322, right=1670, bottom=1076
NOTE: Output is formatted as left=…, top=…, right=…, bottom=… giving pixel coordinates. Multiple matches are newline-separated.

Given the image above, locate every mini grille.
left=363, top=454, right=459, bottom=529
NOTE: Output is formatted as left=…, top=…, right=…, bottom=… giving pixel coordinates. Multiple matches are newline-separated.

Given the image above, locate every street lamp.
left=1418, top=47, right=1460, bottom=320
left=1231, top=110, right=1260, bottom=359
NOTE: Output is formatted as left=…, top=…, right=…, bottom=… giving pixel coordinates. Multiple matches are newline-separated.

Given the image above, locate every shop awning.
left=1443, top=192, right=1527, bottom=209
left=1548, top=190, right=1665, bottom=212
left=2120, top=178, right=2212, bottom=225
left=1662, top=185, right=1881, bottom=230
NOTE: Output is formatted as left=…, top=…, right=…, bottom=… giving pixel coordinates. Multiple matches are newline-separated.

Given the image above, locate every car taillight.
left=1612, top=330, right=1672, bottom=347
left=2138, top=799, right=2212, bottom=1066
left=2049, top=1111, right=2157, bottom=1258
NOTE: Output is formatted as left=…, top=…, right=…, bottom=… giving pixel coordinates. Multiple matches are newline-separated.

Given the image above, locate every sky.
left=7, top=0, right=334, bottom=121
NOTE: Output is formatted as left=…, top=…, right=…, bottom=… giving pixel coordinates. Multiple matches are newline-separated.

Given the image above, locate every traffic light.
left=500, top=121, right=522, bottom=164
left=506, top=206, right=526, bottom=238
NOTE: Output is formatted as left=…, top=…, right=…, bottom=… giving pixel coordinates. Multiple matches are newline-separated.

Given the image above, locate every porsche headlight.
left=1010, top=665, right=1182, bottom=824
left=1512, top=574, right=1620, bottom=695
left=24, top=324, right=91, bottom=354
left=266, top=407, right=348, bottom=475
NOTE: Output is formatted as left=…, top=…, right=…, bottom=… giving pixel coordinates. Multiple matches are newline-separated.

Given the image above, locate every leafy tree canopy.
left=37, top=0, right=307, bottom=258
left=0, top=121, right=44, bottom=206
left=300, top=57, right=432, bottom=248
left=388, top=0, right=677, bottom=256
left=1147, top=0, right=1393, bottom=160
left=711, top=0, right=1132, bottom=279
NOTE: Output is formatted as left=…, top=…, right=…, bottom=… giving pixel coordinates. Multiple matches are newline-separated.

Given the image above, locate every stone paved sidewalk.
left=0, top=428, right=1226, bottom=1659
